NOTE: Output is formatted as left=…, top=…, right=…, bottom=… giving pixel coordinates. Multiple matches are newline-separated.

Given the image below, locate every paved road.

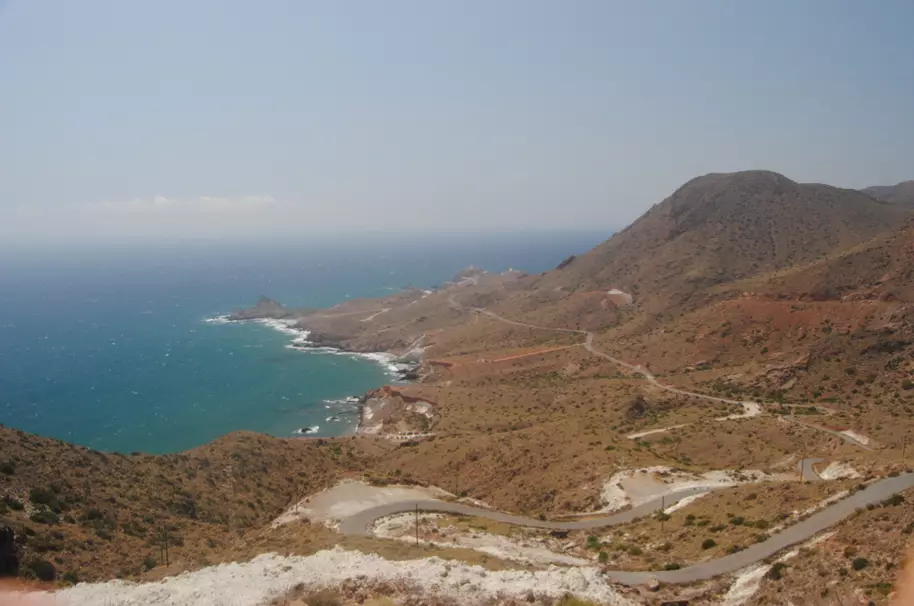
left=339, top=486, right=711, bottom=536
left=799, top=457, right=824, bottom=482
left=340, top=473, right=914, bottom=585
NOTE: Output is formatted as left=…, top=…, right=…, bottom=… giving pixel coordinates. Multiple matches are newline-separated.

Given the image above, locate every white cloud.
left=85, top=195, right=275, bottom=214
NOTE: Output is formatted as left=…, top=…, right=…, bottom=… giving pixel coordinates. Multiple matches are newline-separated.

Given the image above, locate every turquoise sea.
left=0, top=232, right=607, bottom=454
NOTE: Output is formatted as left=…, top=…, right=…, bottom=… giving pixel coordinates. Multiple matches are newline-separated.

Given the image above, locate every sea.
left=0, top=231, right=608, bottom=454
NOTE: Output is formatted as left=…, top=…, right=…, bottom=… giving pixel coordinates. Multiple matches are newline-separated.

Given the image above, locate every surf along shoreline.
left=205, top=297, right=424, bottom=439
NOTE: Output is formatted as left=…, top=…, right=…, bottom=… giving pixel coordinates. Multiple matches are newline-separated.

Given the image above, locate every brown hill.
left=544, top=170, right=910, bottom=314
left=0, top=427, right=366, bottom=583
left=863, top=180, right=914, bottom=206
left=733, top=216, right=914, bottom=303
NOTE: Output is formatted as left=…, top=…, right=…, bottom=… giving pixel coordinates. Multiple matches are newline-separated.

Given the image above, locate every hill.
left=0, top=427, right=366, bottom=583
left=863, top=180, right=914, bottom=206
left=544, top=170, right=910, bottom=315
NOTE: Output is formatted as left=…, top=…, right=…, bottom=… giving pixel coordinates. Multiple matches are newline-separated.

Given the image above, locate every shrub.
left=709, top=524, right=725, bottom=532
left=655, top=512, right=670, bottom=522
left=844, top=546, right=857, bottom=558
left=766, top=562, right=787, bottom=580
left=585, top=535, right=600, bottom=549
left=29, top=487, right=55, bottom=506
left=701, top=539, right=717, bottom=550
left=598, top=551, right=609, bottom=564
left=627, top=546, right=643, bottom=556
left=25, top=559, right=56, bottom=582
left=302, top=590, right=342, bottom=606
left=62, top=571, right=79, bottom=585
left=30, top=511, right=60, bottom=525
left=754, top=519, right=769, bottom=530
left=903, top=380, right=914, bottom=391
left=729, top=517, right=745, bottom=526
left=0, top=461, right=14, bottom=475
left=143, top=556, right=157, bottom=571
left=727, top=544, right=744, bottom=554
left=663, top=562, right=681, bottom=570
left=882, top=494, right=905, bottom=507
left=852, top=557, right=869, bottom=571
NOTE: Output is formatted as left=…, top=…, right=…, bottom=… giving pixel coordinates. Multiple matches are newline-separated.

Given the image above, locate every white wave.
left=203, top=315, right=231, bottom=324
left=208, top=313, right=400, bottom=377
left=293, top=425, right=320, bottom=435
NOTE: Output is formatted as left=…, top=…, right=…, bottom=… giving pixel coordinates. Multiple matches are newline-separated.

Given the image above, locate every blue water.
left=0, top=231, right=607, bottom=453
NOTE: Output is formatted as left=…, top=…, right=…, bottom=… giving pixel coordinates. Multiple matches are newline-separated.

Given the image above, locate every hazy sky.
left=2, top=0, right=913, bottom=242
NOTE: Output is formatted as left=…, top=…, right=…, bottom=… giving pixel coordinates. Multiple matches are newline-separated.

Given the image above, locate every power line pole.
left=414, top=504, right=419, bottom=547
left=903, top=434, right=908, bottom=464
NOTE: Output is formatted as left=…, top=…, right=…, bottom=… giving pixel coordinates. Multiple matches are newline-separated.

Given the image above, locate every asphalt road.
left=339, top=472, right=914, bottom=585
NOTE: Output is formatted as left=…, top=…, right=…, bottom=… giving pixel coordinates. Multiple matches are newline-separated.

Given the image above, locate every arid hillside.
left=6, top=171, right=914, bottom=605
left=0, top=427, right=367, bottom=583
left=863, top=180, right=914, bottom=206
left=540, top=170, right=910, bottom=316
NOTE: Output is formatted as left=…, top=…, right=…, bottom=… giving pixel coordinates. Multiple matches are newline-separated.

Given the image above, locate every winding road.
left=339, top=472, right=914, bottom=585
left=360, top=288, right=901, bottom=585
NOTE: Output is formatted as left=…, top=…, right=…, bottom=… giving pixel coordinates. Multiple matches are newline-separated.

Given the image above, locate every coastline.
left=204, top=313, right=422, bottom=438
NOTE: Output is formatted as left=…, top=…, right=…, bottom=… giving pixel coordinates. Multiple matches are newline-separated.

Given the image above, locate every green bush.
left=852, top=557, right=869, bottom=571
left=3, top=496, right=25, bottom=511
left=29, top=487, right=55, bottom=505
left=143, top=556, right=157, bottom=571
left=663, top=562, right=681, bottom=570
left=701, top=538, right=717, bottom=550
left=729, top=516, right=745, bottom=526
left=598, top=551, right=609, bottom=564
left=753, top=519, right=769, bottom=530
left=882, top=494, right=905, bottom=507
left=766, top=562, right=787, bottom=580
left=0, top=461, right=14, bottom=475
left=63, top=571, right=79, bottom=585
left=30, top=510, right=60, bottom=525
left=25, top=559, right=57, bottom=582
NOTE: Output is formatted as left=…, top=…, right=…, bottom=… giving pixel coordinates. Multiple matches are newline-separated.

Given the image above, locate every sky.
left=1, top=0, right=913, bottom=243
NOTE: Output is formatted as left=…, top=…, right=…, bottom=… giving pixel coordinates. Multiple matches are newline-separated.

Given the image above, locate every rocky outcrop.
left=229, top=296, right=300, bottom=321
left=358, top=387, right=438, bottom=436
left=555, top=255, right=576, bottom=270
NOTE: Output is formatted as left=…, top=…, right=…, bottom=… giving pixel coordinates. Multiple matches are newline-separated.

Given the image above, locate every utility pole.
left=660, top=495, right=666, bottom=531
left=159, top=523, right=170, bottom=566
left=415, top=504, right=419, bottom=546
left=903, top=434, right=908, bottom=464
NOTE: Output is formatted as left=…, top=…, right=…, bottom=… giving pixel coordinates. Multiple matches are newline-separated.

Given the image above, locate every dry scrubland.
left=5, top=171, right=914, bottom=604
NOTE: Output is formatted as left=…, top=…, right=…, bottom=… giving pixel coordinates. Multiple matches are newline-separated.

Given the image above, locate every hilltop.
left=539, top=170, right=908, bottom=316
left=863, top=180, right=914, bottom=206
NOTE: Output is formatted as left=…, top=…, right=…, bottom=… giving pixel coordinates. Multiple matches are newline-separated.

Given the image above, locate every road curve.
left=473, top=307, right=875, bottom=448
left=340, top=473, right=914, bottom=585
left=339, top=487, right=711, bottom=536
